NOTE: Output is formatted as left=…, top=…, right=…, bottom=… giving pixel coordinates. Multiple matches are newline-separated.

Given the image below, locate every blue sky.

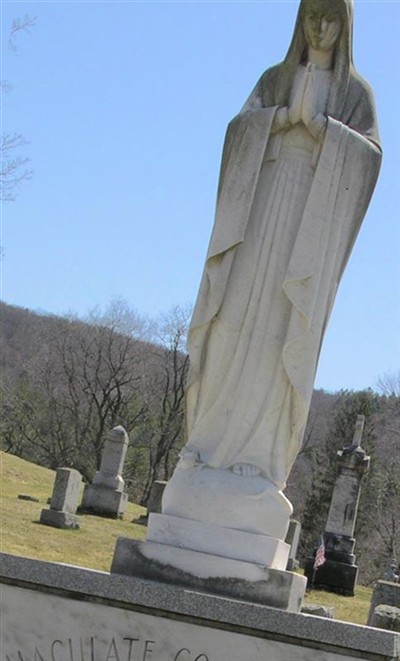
left=1, top=0, right=399, bottom=392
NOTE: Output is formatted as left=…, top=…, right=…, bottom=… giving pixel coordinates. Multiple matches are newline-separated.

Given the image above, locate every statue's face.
left=303, top=6, right=341, bottom=51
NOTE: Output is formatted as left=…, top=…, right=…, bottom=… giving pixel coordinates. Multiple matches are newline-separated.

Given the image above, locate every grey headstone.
left=385, top=563, right=399, bottom=583
left=147, top=480, right=168, bottom=515
left=39, top=467, right=82, bottom=529
left=302, top=604, right=335, bottom=619
left=50, top=468, right=82, bottom=513
left=368, top=580, right=400, bottom=625
left=370, top=604, right=400, bottom=632
left=285, top=519, right=301, bottom=571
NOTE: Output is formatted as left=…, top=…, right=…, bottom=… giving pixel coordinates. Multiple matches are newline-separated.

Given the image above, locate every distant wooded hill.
left=1, top=300, right=399, bottom=584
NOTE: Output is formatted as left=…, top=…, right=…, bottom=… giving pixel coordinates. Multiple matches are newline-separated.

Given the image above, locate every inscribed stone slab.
left=0, top=584, right=370, bottom=661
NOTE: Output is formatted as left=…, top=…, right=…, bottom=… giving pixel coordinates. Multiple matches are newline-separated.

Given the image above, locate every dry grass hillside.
left=0, top=450, right=146, bottom=571
left=0, top=451, right=373, bottom=625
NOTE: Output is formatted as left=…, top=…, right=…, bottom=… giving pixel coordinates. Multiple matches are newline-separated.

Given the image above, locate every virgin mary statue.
left=161, top=0, right=381, bottom=537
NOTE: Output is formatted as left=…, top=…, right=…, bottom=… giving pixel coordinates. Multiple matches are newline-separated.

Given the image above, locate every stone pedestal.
left=39, top=509, right=80, bottom=529
left=304, top=556, right=359, bottom=596
left=81, top=426, right=129, bottom=518
left=82, top=484, right=128, bottom=518
left=39, top=468, right=82, bottom=530
left=304, top=416, right=370, bottom=595
left=112, top=464, right=307, bottom=611
left=111, top=536, right=307, bottom=611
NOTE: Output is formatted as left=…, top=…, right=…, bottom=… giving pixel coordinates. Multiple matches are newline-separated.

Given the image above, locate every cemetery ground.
left=1, top=450, right=372, bottom=625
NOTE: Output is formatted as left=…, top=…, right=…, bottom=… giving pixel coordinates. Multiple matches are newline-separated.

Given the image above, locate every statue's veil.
left=276, top=0, right=355, bottom=117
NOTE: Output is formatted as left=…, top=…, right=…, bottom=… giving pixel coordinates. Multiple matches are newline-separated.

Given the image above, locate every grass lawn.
left=0, top=450, right=146, bottom=572
left=303, top=585, right=372, bottom=626
left=0, top=451, right=372, bottom=624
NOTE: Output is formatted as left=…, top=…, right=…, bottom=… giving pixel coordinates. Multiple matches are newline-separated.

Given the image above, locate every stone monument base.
left=39, top=509, right=80, bottom=529
left=111, top=536, right=306, bottom=612
left=147, top=513, right=290, bottom=567
left=81, top=484, right=127, bottom=518
left=304, top=557, right=358, bottom=596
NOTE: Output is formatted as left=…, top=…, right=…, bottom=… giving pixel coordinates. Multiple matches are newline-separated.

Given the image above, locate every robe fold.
left=184, top=103, right=381, bottom=489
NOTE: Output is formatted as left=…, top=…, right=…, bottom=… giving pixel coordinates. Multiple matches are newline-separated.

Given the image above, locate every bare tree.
left=134, top=306, right=191, bottom=505
left=371, top=459, right=400, bottom=562
left=376, top=371, right=400, bottom=398
left=1, top=311, right=148, bottom=481
left=1, top=14, right=36, bottom=201
left=0, top=133, right=33, bottom=201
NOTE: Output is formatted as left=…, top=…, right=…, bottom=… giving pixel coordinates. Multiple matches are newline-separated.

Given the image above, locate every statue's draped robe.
left=183, top=64, right=381, bottom=490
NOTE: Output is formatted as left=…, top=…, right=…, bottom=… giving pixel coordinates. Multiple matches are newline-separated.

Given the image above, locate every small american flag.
left=313, top=536, right=326, bottom=570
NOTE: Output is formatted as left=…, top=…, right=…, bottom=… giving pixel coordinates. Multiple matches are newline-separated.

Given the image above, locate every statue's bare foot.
left=232, top=463, right=261, bottom=477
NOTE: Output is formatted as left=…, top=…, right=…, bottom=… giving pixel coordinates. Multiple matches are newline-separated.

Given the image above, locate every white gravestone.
left=82, top=426, right=129, bottom=518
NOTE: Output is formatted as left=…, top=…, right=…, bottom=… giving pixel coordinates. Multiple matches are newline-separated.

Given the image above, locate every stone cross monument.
left=304, top=415, right=370, bottom=595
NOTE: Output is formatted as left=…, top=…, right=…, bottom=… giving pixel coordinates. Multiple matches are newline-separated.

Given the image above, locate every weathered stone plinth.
left=39, top=509, right=80, bottom=530
left=113, top=463, right=307, bottom=612
left=111, top=535, right=306, bottom=612
left=304, top=557, right=358, bottom=596
left=304, top=532, right=359, bottom=595
left=81, top=484, right=128, bottom=518
left=147, top=513, right=290, bottom=567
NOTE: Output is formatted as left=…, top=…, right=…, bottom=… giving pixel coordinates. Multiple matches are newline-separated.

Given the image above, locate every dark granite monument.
left=304, top=415, right=370, bottom=595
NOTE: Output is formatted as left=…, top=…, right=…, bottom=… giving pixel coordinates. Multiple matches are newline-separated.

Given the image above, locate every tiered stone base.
left=112, top=464, right=306, bottom=612
left=304, top=557, right=358, bottom=596
left=81, top=484, right=127, bottom=518
left=304, top=533, right=358, bottom=596
left=111, top=536, right=306, bottom=612
left=147, top=513, right=290, bottom=567
left=39, top=509, right=80, bottom=529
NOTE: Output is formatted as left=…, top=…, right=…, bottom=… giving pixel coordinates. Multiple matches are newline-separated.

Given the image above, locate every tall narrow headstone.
left=304, top=415, right=370, bottom=595
left=39, top=468, right=82, bottom=529
left=81, top=426, right=129, bottom=518
left=147, top=480, right=168, bottom=516
left=285, top=519, right=301, bottom=571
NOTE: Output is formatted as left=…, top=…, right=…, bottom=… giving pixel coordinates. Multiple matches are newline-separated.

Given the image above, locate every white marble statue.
left=161, top=0, right=381, bottom=540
